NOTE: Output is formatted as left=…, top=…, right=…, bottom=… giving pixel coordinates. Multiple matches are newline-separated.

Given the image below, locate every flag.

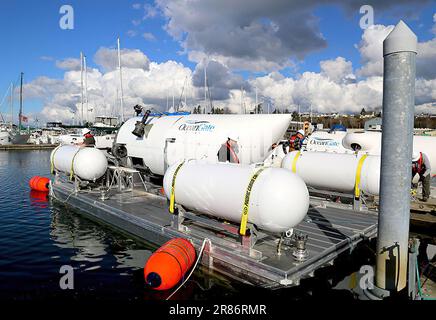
left=20, top=115, right=28, bottom=122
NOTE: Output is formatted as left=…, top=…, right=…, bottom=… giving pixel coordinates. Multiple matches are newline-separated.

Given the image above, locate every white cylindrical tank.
left=115, top=114, right=292, bottom=175
left=281, top=151, right=380, bottom=196
left=51, top=145, right=108, bottom=181
left=163, top=161, right=309, bottom=233
left=343, top=131, right=436, bottom=176
left=342, top=131, right=382, bottom=153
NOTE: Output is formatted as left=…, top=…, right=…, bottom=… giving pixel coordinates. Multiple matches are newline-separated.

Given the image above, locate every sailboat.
left=0, top=76, right=29, bottom=145
left=10, top=72, right=30, bottom=144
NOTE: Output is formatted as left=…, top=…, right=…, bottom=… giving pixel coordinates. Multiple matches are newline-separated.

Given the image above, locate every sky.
left=0, top=0, right=435, bottom=124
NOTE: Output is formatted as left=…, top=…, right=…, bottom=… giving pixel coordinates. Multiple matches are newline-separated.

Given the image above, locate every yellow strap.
left=240, top=167, right=265, bottom=236
left=169, top=162, right=185, bottom=214
left=354, top=154, right=368, bottom=198
left=69, top=149, right=82, bottom=180
left=50, top=145, right=62, bottom=174
left=292, top=151, right=301, bottom=173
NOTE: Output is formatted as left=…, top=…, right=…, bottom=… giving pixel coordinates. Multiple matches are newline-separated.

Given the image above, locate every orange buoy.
left=144, top=238, right=196, bottom=290
left=29, top=176, right=50, bottom=192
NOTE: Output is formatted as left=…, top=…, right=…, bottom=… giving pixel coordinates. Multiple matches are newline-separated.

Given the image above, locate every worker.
left=289, top=129, right=305, bottom=151
left=133, top=104, right=143, bottom=117
left=78, top=128, right=95, bottom=147
left=412, top=152, right=431, bottom=202
left=217, top=133, right=240, bottom=163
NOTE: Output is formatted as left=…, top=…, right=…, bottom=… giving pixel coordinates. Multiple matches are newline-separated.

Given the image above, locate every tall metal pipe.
left=375, top=21, right=417, bottom=292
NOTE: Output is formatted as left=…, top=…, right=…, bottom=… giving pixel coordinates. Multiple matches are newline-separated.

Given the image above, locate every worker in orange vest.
left=412, top=152, right=431, bottom=202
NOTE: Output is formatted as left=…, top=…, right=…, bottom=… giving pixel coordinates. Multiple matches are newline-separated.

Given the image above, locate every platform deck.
left=52, top=180, right=378, bottom=289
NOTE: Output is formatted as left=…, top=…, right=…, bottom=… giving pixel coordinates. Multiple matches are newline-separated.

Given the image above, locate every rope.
left=166, top=238, right=210, bottom=300
left=416, top=259, right=436, bottom=300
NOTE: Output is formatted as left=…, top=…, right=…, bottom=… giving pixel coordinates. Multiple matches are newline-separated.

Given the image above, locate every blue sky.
left=0, top=0, right=435, bottom=119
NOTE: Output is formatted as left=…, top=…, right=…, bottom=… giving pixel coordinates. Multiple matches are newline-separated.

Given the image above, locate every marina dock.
left=52, top=178, right=378, bottom=289
left=0, top=144, right=57, bottom=151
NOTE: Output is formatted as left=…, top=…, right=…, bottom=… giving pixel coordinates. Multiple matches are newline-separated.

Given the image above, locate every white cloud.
left=94, top=47, right=150, bottom=72
left=55, top=58, right=81, bottom=71
left=320, top=57, right=355, bottom=84
left=357, top=21, right=436, bottom=80
left=142, top=32, right=156, bottom=41
left=127, top=30, right=138, bottom=37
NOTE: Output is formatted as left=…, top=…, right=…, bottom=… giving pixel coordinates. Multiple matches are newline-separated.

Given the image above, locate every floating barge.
left=51, top=170, right=378, bottom=289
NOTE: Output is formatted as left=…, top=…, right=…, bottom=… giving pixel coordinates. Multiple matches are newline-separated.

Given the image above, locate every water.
left=0, top=150, right=243, bottom=301
left=4, top=150, right=429, bottom=301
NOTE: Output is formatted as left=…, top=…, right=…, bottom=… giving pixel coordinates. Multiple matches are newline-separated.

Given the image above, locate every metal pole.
left=375, top=20, right=417, bottom=293
left=10, top=83, right=13, bottom=125
left=19, top=72, right=23, bottom=133
left=204, top=62, right=207, bottom=114
left=84, top=55, right=89, bottom=124
left=117, top=37, right=125, bottom=123
left=80, top=52, right=84, bottom=125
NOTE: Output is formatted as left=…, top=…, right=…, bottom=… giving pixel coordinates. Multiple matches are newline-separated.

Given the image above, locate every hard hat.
left=297, top=129, right=305, bottom=136
left=227, top=131, right=239, bottom=141
left=82, top=128, right=91, bottom=135
left=412, top=152, right=420, bottom=162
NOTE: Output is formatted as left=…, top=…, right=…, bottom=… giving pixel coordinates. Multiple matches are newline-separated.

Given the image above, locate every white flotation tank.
left=163, top=161, right=309, bottom=233
left=342, top=131, right=382, bottom=153
left=51, top=145, right=108, bottom=181
left=343, top=131, right=436, bottom=176
left=281, top=151, right=380, bottom=196
left=115, top=114, right=292, bottom=175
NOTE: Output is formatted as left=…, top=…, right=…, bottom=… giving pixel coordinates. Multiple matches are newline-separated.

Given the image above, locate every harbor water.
left=0, top=150, right=432, bottom=301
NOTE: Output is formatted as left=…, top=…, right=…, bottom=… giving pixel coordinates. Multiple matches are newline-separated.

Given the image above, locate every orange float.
left=29, top=176, right=50, bottom=192
left=144, top=238, right=196, bottom=290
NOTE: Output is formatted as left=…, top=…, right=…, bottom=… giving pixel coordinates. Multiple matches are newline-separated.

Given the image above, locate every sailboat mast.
left=10, top=83, right=14, bottom=125
left=204, top=63, right=207, bottom=114
left=84, top=54, right=89, bottom=124
left=117, top=37, right=125, bottom=123
left=80, top=51, right=84, bottom=125
left=19, top=72, right=23, bottom=133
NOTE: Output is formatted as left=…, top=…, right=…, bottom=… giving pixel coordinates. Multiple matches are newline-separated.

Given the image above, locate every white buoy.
left=281, top=151, right=381, bottom=196
left=162, top=161, right=309, bottom=233
left=51, top=145, right=108, bottom=181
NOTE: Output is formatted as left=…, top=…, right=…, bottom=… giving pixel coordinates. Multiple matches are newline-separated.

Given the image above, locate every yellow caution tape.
left=69, top=149, right=82, bottom=180
left=292, top=151, right=301, bottom=173
left=169, top=162, right=185, bottom=214
left=240, top=167, right=265, bottom=236
left=354, top=154, right=368, bottom=198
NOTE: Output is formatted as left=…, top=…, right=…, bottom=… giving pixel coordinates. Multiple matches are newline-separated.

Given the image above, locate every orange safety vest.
left=412, top=152, right=424, bottom=175
left=289, top=132, right=304, bottom=150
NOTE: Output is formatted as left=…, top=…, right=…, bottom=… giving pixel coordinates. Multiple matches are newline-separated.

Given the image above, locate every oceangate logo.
left=309, top=137, right=340, bottom=147
left=178, top=120, right=215, bottom=132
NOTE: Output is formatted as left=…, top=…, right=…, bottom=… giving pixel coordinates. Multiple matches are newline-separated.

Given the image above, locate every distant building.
left=364, top=117, right=382, bottom=131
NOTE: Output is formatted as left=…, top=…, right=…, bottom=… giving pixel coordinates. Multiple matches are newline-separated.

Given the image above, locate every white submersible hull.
left=116, top=114, right=293, bottom=175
